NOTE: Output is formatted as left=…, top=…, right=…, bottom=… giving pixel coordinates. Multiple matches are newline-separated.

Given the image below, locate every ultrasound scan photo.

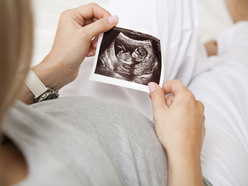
left=91, top=27, right=162, bottom=92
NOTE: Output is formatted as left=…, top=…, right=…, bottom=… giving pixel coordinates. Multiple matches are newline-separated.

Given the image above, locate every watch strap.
left=25, top=70, right=48, bottom=99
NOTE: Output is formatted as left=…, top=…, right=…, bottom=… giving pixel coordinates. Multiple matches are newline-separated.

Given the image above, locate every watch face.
left=37, top=91, right=59, bottom=102
left=46, top=93, right=59, bottom=100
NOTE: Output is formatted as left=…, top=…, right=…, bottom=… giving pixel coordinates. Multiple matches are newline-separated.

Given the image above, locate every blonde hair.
left=0, top=0, right=33, bottom=123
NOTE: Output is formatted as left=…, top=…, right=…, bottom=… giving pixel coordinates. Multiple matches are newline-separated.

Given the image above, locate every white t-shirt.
left=189, top=22, right=248, bottom=185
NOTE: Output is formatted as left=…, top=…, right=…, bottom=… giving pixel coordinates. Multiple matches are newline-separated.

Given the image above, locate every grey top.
left=3, top=97, right=212, bottom=186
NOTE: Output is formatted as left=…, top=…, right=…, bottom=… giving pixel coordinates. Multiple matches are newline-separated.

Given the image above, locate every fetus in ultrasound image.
left=95, top=27, right=162, bottom=85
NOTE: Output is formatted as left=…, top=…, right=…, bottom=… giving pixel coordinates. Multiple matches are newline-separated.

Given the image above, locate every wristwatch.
left=25, top=70, right=59, bottom=103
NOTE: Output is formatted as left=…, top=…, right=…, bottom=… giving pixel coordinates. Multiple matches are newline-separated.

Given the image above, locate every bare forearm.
left=167, top=148, right=204, bottom=186
left=18, top=84, right=35, bottom=105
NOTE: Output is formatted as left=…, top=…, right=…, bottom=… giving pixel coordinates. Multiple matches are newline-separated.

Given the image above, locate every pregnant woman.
left=1, top=0, right=248, bottom=186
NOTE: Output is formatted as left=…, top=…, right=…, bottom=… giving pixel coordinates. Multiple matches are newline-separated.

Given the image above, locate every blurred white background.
left=197, top=0, right=232, bottom=43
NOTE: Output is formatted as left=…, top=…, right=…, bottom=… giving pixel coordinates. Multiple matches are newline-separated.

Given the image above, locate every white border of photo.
left=90, top=24, right=164, bottom=93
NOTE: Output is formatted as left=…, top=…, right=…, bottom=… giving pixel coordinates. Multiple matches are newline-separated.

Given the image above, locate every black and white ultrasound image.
left=95, top=27, right=162, bottom=85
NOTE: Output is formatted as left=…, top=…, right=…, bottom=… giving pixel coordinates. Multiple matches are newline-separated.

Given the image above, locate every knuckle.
left=173, top=79, right=184, bottom=88
left=89, top=2, right=98, bottom=7
left=61, top=9, right=71, bottom=16
left=197, top=101, right=205, bottom=111
left=60, top=9, right=72, bottom=20
left=174, top=79, right=183, bottom=85
left=183, top=90, right=195, bottom=102
left=87, top=3, right=101, bottom=11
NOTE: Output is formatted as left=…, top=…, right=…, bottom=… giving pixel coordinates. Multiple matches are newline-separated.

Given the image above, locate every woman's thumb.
left=85, top=15, right=119, bottom=39
left=148, top=82, right=167, bottom=112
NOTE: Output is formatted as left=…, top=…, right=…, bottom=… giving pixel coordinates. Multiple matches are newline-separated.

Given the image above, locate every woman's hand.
left=148, top=80, right=205, bottom=154
left=19, top=3, right=118, bottom=104
left=33, top=3, right=119, bottom=90
left=148, top=80, right=205, bottom=186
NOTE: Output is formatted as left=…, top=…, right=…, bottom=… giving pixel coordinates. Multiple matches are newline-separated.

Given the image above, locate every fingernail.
left=148, top=82, right=156, bottom=93
left=108, top=15, right=119, bottom=25
left=93, top=41, right=98, bottom=49
left=88, top=50, right=95, bottom=57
